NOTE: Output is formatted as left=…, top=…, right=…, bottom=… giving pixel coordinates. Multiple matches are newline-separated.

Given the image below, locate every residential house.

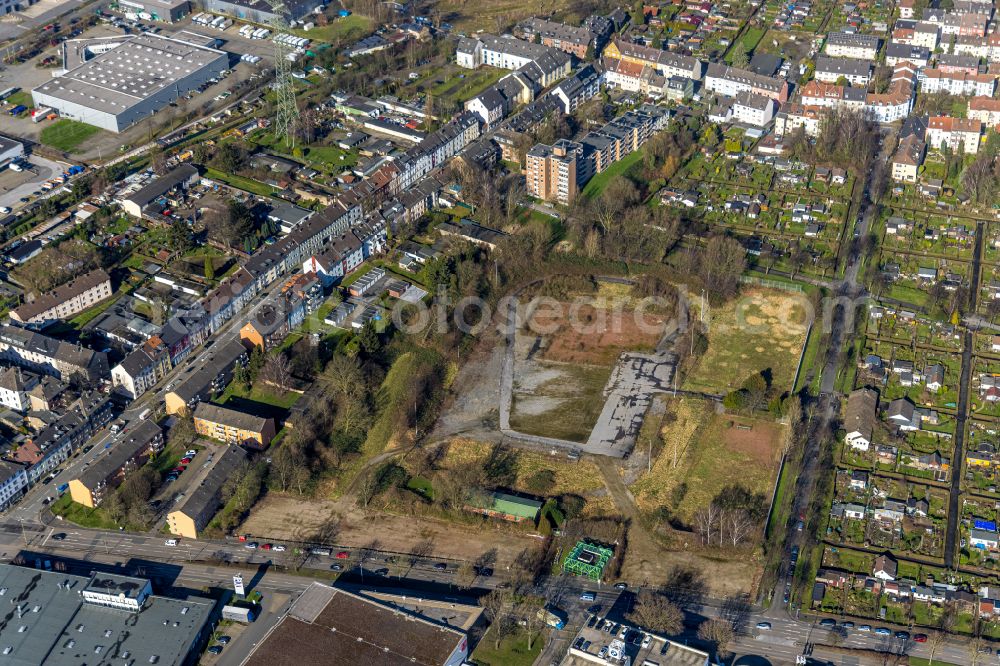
left=873, top=554, right=898, bottom=581
left=845, top=388, right=878, bottom=451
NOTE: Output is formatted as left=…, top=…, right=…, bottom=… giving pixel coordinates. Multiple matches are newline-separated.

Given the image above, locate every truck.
left=0, top=87, right=20, bottom=101
left=138, top=407, right=151, bottom=420
left=537, top=606, right=566, bottom=630
left=31, top=107, right=51, bottom=122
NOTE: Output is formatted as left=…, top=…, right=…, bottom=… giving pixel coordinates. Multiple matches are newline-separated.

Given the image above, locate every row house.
left=110, top=336, right=172, bottom=400
left=68, top=420, right=163, bottom=508
left=884, top=43, right=931, bottom=67
left=602, top=38, right=705, bottom=80
left=937, top=53, right=981, bottom=75
left=800, top=80, right=866, bottom=111
left=950, top=33, right=991, bottom=59
left=514, top=17, right=599, bottom=59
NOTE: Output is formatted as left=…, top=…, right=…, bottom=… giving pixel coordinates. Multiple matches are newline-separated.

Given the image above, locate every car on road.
left=894, top=631, right=909, bottom=640
left=273, top=545, right=286, bottom=552
left=819, top=619, right=837, bottom=628
left=614, top=582, right=628, bottom=590
left=841, top=622, right=854, bottom=629
left=874, top=628, right=891, bottom=636
left=52, top=533, right=66, bottom=541
left=336, top=551, right=349, bottom=559
left=165, top=539, right=178, bottom=546
left=41, top=497, right=50, bottom=505
left=795, top=520, right=804, bottom=531
left=913, top=634, right=927, bottom=643
left=374, top=568, right=389, bottom=576
left=858, top=625, right=872, bottom=632
left=245, top=542, right=259, bottom=549
left=180, top=458, right=192, bottom=465
left=433, top=562, right=447, bottom=571
left=261, top=543, right=272, bottom=550
left=207, top=645, right=223, bottom=655
left=331, top=564, right=343, bottom=571
left=217, top=636, right=231, bottom=644
left=755, top=622, right=772, bottom=631
left=978, top=646, right=993, bottom=655
left=580, top=592, right=596, bottom=602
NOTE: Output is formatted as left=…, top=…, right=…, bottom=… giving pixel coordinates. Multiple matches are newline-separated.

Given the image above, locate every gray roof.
left=33, top=33, right=227, bottom=117
left=194, top=401, right=271, bottom=433
left=167, top=338, right=246, bottom=405
left=123, top=164, right=199, bottom=209
left=885, top=43, right=930, bottom=60
left=826, top=32, right=880, bottom=49
left=171, top=444, right=246, bottom=529
left=76, top=419, right=161, bottom=489
left=815, top=56, right=872, bottom=77
left=0, top=324, right=108, bottom=379
left=0, top=563, right=214, bottom=666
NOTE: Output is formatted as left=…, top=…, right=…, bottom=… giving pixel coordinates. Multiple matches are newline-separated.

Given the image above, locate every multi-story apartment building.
left=814, top=57, right=872, bottom=86
left=926, top=116, right=983, bottom=154
left=0, top=461, right=28, bottom=511
left=969, top=97, right=1000, bottom=128
left=919, top=69, right=996, bottom=97
left=10, top=269, right=113, bottom=326
left=774, top=103, right=824, bottom=137
left=912, top=22, right=941, bottom=49
left=514, top=17, right=597, bottom=59
left=884, top=43, right=931, bottom=67
left=0, top=366, right=35, bottom=412
left=705, top=64, right=790, bottom=102
left=602, top=39, right=705, bottom=80
left=68, top=419, right=163, bottom=508
left=0, top=324, right=108, bottom=381
left=732, top=91, right=777, bottom=127
left=824, top=32, right=880, bottom=59
left=111, top=335, right=172, bottom=399
left=193, top=402, right=276, bottom=449
left=526, top=139, right=582, bottom=205
left=891, top=134, right=926, bottom=183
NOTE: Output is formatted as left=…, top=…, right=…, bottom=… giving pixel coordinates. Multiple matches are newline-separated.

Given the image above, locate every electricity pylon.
left=266, top=0, right=300, bottom=148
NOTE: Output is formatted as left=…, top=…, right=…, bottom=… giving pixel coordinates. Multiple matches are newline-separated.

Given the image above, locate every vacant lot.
left=240, top=494, right=537, bottom=565
left=439, top=438, right=614, bottom=515
left=40, top=119, right=100, bottom=153
left=510, top=361, right=611, bottom=442
left=631, top=396, right=785, bottom=522
left=532, top=303, right=665, bottom=366
left=683, top=288, right=810, bottom=394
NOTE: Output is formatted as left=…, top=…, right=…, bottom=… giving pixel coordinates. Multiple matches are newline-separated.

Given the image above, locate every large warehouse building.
left=32, top=32, right=229, bottom=133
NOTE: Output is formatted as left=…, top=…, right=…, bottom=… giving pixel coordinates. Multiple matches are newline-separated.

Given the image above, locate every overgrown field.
left=683, top=288, right=810, bottom=394
left=631, top=396, right=785, bottom=522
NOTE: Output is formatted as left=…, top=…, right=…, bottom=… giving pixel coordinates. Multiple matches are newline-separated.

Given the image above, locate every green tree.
left=731, top=40, right=749, bottom=69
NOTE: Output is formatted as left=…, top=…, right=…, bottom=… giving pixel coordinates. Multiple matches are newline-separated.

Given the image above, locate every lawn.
left=471, top=627, right=544, bottom=666
left=630, top=396, right=785, bottom=521
left=40, top=119, right=100, bottom=153
left=291, top=14, right=374, bottom=45
left=50, top=493, right=118, bottom=530
left=683, top=288, right=810, bottom=394
left=215, top=380, right=302, bottom=417
left=582, top=148, right=646, bottom=198
left=204, top=168, right=278, bottom=198
left=6, top=91, right=32, bottom=108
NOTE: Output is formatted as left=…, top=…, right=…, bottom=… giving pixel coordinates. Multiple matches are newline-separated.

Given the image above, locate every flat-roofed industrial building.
left=32, top=32, right=229, bottom=133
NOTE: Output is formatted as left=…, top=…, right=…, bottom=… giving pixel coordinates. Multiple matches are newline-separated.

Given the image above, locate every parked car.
left=52, top=533, right=66, bottom=541
left=913, top=634, right=927, bottom=643
left=874, top=628, right=891, bottom=636
left=336, top=551, right=349, bottom=559
left=217, top=636, right=231, bottom=644
left=756, top=622, right=772, bottom=630
left=261, top=543, right=272, bottom=550
left=858, top=625, right=872, bottom=632
left=331, top=564, right=343, bottom=571
left=894, top=631, right=909, bottom=640
left=245, top=542, right=259, bottom=549
left=433, top=562, right=447, bottom=571
left=207, top=645, right=223, bottom=655
left=614, top=582, right=628, bottom=590
left=273, top=545, right=286, bottom=552
left=819, top=619, right=837, bottom=628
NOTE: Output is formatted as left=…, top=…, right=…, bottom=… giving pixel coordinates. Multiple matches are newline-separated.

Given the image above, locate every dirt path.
left=595, top=457, right=762, bottom=597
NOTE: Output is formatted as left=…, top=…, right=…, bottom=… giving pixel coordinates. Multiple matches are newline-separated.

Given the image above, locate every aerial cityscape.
left=0, top=0, right=997, bottom=664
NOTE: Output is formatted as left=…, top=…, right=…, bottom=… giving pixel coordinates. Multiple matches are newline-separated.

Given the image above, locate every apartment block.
left=68, top=420, right=164, bottom=508
left=193, top=402, right=276, bottom=449
left=10, top=269, right=112, bottom=326
left=526, top=139, right=582, bottom=205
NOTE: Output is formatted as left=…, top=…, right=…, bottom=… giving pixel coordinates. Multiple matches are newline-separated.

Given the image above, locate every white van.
left=164, top=539, right=178, bottom=546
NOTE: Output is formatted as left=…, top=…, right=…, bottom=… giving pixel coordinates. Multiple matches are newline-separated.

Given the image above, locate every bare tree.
left=454, top=562, right=476, bottom=589
left=926, top=631, right=946, bottom=665
left=408, top=538, right=435, bottom=572
left=261, top=353, right=293, bottom=393
left=627, top=590, right=684, bottom=635
left=482, top=588, right=514, bottom=649
left=697, top=618, right=734, bottom=661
